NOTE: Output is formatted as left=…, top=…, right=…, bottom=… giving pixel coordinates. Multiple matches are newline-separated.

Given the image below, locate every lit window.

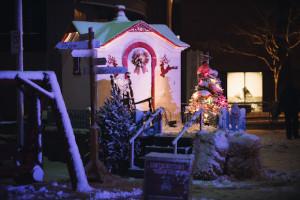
left=227, top=72, right=263, bottom=111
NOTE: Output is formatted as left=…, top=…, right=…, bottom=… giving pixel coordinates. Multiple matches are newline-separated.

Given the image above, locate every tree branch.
left=285, top=8, right=292, bottom=44
left=289, top=39, right=300, bottom=49
left=234, top=26, right=264, bottom=44
left=221, top=45, right=273, bottom=71
left=286, top=8, right=300, bottom=49
left=264, top=35, right=280, bottom=62
left=288, top=31, right=300, bottom=38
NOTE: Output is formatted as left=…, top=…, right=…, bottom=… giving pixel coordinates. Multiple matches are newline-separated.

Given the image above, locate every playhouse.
left=58, top=5, right=189, bottom=121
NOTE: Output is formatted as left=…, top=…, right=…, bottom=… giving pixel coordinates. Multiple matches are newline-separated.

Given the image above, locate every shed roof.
left=71, top=20, right=189, bottom=48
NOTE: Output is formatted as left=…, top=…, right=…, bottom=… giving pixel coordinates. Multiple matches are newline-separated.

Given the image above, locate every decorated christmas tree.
left=186, top=53, right=228, bottom=125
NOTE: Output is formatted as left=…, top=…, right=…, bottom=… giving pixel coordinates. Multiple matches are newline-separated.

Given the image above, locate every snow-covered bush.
left=193, top=129, right=262, bottom=180
left=193, top=130, right=229, bottom=180
left=226, top=131, right=262, bottom=179
left=97, top=88, right=136, bottom=174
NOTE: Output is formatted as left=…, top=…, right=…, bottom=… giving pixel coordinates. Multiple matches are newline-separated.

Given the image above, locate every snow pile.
left=226, top=131, right=262, bottom=179
left=193, top=130, right=262, bottom=180
left=193, top=176, right=254, bottom=189
left=193, top=130, right=229, bottom=180
left=6, top=185, right=35, bottom=193
left=32, top=165, right=44, bottom=182
left=5, top=184, right=70, bottom=199
left=262, top=169, right=300, bottom=183
left=3, top=183, right=142, bottom=200
left=92, top=188, right=142, bottom=199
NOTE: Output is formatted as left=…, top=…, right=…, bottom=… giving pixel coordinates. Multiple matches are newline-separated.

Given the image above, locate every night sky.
left=0, top=0, right=300, bottom=119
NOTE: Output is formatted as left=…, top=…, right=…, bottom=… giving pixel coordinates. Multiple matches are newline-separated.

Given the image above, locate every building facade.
left=58, top=6, right=189, bottom=120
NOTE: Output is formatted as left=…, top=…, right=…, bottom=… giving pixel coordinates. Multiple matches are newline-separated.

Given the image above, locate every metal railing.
left=129, top=107, right=164, bottom=169
left=172, top=109, right=202, bottom=154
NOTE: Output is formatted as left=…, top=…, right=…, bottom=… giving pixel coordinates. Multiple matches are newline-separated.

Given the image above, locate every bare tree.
left=221, top=6, right=300, bottom=102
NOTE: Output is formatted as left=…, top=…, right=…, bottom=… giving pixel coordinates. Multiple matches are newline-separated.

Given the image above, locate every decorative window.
left=73, top=57, right=81, bottom=75
left=227, top=72, right=263, bottom=111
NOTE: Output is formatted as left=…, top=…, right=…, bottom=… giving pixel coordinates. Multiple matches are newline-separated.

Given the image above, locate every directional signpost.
left=71, top=49, right=95, bottom=58
left=58, top=27, right=128, bottom=182
left=95, top=66, right=127, bottom=74
left=56, top=39, right=100, bottom=50
left=93, top=57, right=107, bottom=65
left=56, top=27, right=128, bottom=182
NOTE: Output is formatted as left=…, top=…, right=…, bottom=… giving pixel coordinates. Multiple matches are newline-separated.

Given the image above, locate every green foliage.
left=97, top=89, right=136, bottom=173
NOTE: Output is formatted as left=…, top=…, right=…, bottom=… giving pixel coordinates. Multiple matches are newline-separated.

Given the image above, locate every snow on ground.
left=192, top=129, right=300, bottom=200
left=1, top=129, right=299, bottom=199
left=3, top=184, right=72, bottom=200
left=248, top=129, right=300, bottom=173
left=1, top=182, right=142, bottom=200
left=92, top=188, right=142, bottom=199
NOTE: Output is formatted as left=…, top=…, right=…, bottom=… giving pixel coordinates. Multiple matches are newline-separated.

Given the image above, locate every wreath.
left=131, top=49, right=149, bottom=74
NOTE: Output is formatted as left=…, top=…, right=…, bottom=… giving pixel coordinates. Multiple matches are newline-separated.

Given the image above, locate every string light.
left=186, top=62, right=228, bottom=126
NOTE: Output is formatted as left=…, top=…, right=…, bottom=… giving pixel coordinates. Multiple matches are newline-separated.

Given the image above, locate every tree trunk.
left=273, top=70, right=280, bottom=102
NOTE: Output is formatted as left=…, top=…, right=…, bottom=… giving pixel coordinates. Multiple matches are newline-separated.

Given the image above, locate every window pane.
left=227, top=72, right=244, bottom=103
left=245, top=72, right=262, bottom=102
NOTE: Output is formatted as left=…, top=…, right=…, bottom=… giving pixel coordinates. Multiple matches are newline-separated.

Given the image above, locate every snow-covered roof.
left=68, top=20, right=189, bottom=48
left=60, top=5, right=189, bottom=49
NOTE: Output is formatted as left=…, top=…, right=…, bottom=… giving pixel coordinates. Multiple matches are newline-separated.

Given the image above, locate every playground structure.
left=0, top=71, right=91, bottom=192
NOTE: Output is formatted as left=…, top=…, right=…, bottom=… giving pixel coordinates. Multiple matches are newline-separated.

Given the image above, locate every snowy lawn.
left=1, top=129, right=300, bottom=199
left=0, top=176, right=143, bottom=200
left=0, top=181, right=142, bottom=200
left=250, top=129, right=300, bottom=172
left=192, top=129, right=300, bottom=200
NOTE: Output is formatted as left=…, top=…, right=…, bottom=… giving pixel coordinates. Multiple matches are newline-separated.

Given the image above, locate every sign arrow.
left=93, top=58, right=107, bottom=65
left=71, top=49, right=95, bottom=57
left=95, top=67, right=127, bottom=74
left=56, top=39, right=100, bottom=50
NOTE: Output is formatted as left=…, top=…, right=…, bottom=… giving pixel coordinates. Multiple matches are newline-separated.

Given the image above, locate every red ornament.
left=197, top=63, right=210, bottom=77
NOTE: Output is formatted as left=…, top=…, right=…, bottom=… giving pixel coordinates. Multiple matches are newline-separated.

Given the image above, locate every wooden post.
left=130, top=142, right=135, bottom=169
left=199, top=112, right=202, bottom=131
left=14, top=92, right=44, bottom=183
left=167, top=0, right=173, bottom=29
left=158, top=112, right=162, bottom=134
left=16, top=0, right=25, bottom=162
left=32, top=95, right=44, bottom=182
left=84, top=27, right=107, bottom=181
left=127, top=73, right=135, bottom=111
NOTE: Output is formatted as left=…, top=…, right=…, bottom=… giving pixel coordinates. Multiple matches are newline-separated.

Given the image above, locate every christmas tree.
left=186, top=53, right=227, bottom=125
left=97, top=87, right=136, bottom=174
